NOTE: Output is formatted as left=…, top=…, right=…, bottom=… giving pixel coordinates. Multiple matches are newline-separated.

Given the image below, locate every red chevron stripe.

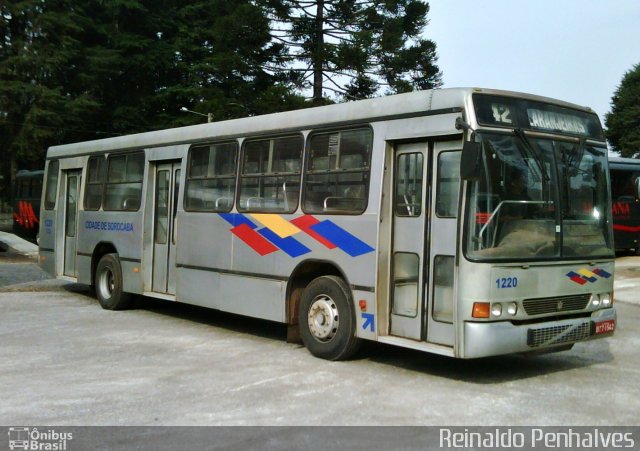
left=290, top=215, right=336, bottom=249
left=231, top=223, right=278, bottom=256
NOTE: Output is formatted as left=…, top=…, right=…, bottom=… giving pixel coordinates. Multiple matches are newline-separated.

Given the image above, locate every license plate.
left=595, top=319, right=615, bottom=335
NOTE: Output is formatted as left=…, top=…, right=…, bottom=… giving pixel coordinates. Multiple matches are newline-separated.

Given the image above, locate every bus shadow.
left=64, top=286, right=290, bottom=341
left=133, top=295, right=289, bottom=342
left=363, top=340, right=614, bottom=384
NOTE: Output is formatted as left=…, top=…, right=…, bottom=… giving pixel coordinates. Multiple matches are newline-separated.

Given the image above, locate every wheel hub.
left=307, top=295, right=339, bottom=342
left=99, top=268, right=114, bottom=300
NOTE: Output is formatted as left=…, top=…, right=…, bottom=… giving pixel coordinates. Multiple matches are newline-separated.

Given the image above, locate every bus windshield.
left=465, top=132, right=613, bottom=260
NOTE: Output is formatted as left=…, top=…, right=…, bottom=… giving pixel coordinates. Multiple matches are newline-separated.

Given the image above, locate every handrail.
left=215, top=197, right=232, bottom=208
left=478, top=200, right=552, bottom=247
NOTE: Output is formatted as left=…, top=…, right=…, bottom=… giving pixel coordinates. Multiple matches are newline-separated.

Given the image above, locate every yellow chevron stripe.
left=578, top=268, right=597, bottom=278
left=249, top=214, right=300, bottom=238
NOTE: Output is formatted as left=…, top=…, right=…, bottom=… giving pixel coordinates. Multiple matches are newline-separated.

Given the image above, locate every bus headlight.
left=601, top=293, right=612, bottom=306
left=590, top=293, right=600, bottom=307
left=507, top=302, right=518, bottom=316
left=491, top=303, right=502, bottom=317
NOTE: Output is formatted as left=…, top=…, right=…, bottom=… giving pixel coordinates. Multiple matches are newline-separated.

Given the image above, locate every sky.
left=425, top=0, right=640, bottom=124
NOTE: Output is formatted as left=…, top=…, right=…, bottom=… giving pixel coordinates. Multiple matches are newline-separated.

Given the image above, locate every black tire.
left=95, top=253, right=132, bottom=310
left=298, top=275, right=362, bottom=361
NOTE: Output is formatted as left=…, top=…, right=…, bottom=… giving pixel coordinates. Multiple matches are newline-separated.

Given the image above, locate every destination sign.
left=527, top=108, right=588, bottom=135
left=473, top=94, right=604, bottom=140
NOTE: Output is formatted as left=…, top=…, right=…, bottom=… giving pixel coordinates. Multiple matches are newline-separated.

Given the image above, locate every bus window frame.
left=301, top=126, right=373, bottom=216
left=184, top=140, right=239, bottom=213
left=237, top=133, right=304, bottom=214
left=103, top=151, right=145, bottom=212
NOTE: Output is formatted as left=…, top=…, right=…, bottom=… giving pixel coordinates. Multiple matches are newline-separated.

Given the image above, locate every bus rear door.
left=152, top=161, right=181, bottom=294
left=63, top=170, right=81, bottom=277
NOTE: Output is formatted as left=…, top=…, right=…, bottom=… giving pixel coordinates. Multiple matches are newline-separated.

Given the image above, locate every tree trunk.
left=312, top=0, right=324, bottom=105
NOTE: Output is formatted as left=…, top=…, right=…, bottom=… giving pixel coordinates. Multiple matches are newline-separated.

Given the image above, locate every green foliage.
left=605, top=63, right=640, bottom=158
left=0, top=0, right=440, bottom=199
left=0, top=0, right=307, bottom=198
left=261, top=0, right=442, bottom=103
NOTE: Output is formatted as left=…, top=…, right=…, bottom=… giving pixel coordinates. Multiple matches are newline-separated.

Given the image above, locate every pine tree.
left=0, top=0, right=102, bottom=198
left=605, top=63, right=640, bottom=158
left=158, top=0, right=306, bottom=127
left=0, top=0, right=305, bottom=200
left=261, top=0, right=442, bottom=104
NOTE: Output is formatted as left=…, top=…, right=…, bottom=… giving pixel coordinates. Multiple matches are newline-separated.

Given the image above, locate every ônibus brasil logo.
left=8, top=427, right=73, bottom=450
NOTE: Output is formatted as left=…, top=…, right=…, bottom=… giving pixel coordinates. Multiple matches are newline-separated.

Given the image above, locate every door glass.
left=155, top=170, right=169, bottom=244
left=66, top=176, right=78, bottom=237
left=172, top=169, right=180, bottom=244
left=392, top=252, right=419, bottom=317
left=44, top=160, right=59, bottom=210
left=436, top=152, right=461, bottom=217
left=395, top=153, right=423, bottom=216
left=433, top=255, right=454, bottom=323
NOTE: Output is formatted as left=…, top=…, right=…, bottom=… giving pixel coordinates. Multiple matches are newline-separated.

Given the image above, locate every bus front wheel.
left=95, top=253, right=132, bottom=310
left=299, top=276, right=361, bottom=361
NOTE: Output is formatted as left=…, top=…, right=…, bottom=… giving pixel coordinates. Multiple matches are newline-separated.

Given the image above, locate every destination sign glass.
left=473, top=94, right=604, bottom=140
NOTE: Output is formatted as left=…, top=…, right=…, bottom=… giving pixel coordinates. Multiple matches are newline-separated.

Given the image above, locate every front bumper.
left=463, top=308, right=616, bottom=358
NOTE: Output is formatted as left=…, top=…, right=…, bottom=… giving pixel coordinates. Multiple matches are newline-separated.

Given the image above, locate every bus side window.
left=238, top=135, right=302, bottom=213
left=185, top=141, right=238, bottom=212
left=185, top=142, right=238, bottom=212
left=85, top=156, right=106, bottom=210
left=44, top=160, right=60, bottom=210
left=104, top=152, right=144, bottom=211
left=303, top=128, right=372, bottom=214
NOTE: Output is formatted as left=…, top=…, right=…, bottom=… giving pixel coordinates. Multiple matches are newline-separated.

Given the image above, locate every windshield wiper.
left=566, top=138, right=586, bottom=173
left=514, top=128, right=550, bottom=183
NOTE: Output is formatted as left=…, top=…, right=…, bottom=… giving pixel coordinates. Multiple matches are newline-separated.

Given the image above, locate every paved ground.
left=0, top=280, right=638, bottom=426
left=614, top=256, right=640, bottom=306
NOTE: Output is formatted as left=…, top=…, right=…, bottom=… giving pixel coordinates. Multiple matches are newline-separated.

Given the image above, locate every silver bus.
left=39, top=88, right=616, bottom=360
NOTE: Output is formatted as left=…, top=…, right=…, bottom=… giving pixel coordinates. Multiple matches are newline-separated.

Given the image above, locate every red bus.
left=609, top=157, right=640, bottom=254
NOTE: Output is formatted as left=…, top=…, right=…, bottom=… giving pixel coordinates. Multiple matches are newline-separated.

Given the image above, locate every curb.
left=0, top=231, right=38, bottom=257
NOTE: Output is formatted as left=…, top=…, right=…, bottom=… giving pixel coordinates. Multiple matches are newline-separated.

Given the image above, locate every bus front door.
left=63, top=170, right=81, bottom=277
left=152, top=161, right=181, bottom=295
left=390, top=143, right=429, bottom=340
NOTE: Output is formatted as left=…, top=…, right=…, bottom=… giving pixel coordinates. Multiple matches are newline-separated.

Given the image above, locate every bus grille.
left=527, top=322, right=591, bottom=347
left=522, top=294, right=590, bottom=316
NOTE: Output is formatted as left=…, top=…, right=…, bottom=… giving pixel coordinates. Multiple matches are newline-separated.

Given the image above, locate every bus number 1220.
left=496, top=277, right=518, bottom=289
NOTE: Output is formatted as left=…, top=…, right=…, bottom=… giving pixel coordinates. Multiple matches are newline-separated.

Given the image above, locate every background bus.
left=13, top=169, right=44, bottom=242
left=609, top=157, right=640, bottom=254
left=39, top=88, right=616, bottom=360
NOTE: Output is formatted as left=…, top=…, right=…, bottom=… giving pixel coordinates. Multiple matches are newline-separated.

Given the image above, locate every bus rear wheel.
left=299, top=276, right=361, bottom=361
left=95, top=253, right=132, bottom=310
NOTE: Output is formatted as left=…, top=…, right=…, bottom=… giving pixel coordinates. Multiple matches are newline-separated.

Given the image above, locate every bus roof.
left=46, top=87, right=598, bottom=159
left=609, top=156, right=640, bottom=169
left=16, top=169, right=45, bottom=177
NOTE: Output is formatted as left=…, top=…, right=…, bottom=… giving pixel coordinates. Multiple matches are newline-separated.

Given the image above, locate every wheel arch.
left=285, top=259, right=352, bottom=342
left=91, top=241, right=118, bottom=287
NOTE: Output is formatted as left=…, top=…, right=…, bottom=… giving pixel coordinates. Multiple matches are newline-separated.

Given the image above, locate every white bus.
left=39, top=88, right=616, bottom=360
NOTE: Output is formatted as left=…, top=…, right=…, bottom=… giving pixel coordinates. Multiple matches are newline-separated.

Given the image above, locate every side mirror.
left=635, top=177, right=640, bottom=200
left=460, top=140, right=482, bottom=180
